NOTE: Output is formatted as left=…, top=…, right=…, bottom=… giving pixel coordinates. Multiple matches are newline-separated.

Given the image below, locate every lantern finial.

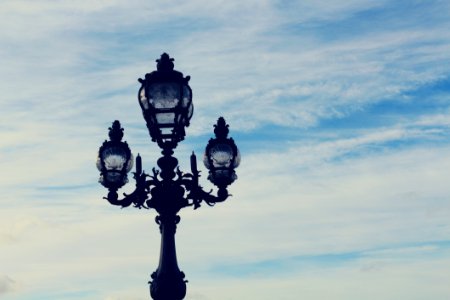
left=156, top=53, right=175, bottom=72
left=109, top=120, right=124, bottom=142
left=214, top=117, right=229, bottom=140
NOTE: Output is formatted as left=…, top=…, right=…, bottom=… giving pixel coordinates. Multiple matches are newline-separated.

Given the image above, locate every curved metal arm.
left=104, top=171, right=156, bottom=209
left=169, top=152, right=229, bottom=209
left=181, top=175, right=230, bottom=209
left=103, top=152, right=232, bottom=211
left=197, top=186, right=229, bottom=206
left=104, top=189, right=133, bottom=207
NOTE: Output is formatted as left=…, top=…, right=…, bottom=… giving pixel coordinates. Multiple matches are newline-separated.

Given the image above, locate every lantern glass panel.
left=182, top=85, right=193, bottom=121
left=102, top=146, right=130, bottom=171
left=213, top=170, right=237, bottom=181
left=139, top=87, right=149, bottom=110
left=161, top=127, right=174, bottom=135
left=105, top=171, right=123, bottom=183
left=96, top=156, right=102, bottom=171
left=209, top=144, right=234, bottom=168
left=182, top=86, right=191, bottom=107
left=156, top=112, right=176, bottom=125
left=125, top=153, right=134, bottom=172
left=187, top=102, right=193, bottom=120
left=148, top=83, right=180, bottom=109
left=233, top=148, right=241, bottom=168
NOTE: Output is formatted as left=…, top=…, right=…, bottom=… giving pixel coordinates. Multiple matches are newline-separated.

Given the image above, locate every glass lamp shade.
left=203, top=143, right=240, bottom=169
left=203, top=117, right=240, bottom=187
left=203, top=143, right=240, bottom=187
left=138, top=53, right=193, bottom=148
left=97, top=121, right=134, bottom=189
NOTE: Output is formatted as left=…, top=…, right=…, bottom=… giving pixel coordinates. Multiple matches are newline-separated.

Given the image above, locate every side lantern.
left=203, top=117, right=240, bottom=188
left=96, top=120, right=134, bottom=189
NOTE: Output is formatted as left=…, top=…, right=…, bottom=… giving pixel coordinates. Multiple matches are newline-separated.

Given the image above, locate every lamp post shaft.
left=150, top=213, right=186, bottom=300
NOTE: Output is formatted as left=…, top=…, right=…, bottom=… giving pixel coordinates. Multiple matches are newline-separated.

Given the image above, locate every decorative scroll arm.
left=181, top=152, right=230, bottom=209
left=103, top=155, right=157, bottom=209
left=102, top=150, right=231, bottom=210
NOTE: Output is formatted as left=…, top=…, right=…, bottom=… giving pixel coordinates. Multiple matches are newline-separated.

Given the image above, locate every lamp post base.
left=150, top=269, right=187, bottom=300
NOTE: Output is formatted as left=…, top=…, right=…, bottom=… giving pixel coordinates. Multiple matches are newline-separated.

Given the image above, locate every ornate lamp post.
left=96, top=53, right=240, bottom=300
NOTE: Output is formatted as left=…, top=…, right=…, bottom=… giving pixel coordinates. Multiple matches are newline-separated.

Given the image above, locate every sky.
left=1, top=0, right=450, bottom=299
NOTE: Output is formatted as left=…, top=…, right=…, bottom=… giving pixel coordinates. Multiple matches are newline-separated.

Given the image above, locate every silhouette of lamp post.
left=96, top=53, right=240, bottom=300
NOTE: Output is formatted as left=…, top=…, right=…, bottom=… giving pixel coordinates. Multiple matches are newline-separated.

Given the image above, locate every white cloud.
left=1, top=1, right=450, bottom=299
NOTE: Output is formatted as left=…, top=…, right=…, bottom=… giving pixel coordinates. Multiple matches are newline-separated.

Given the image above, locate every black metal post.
left=150, top=213, right=186, bottom=300
left=148, top=151, right=187, bottom=300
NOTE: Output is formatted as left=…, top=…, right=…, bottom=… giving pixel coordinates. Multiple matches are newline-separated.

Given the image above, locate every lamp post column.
left=150, top=213, right=186, bottom=300
left=148, top=152, right=187, bottom=300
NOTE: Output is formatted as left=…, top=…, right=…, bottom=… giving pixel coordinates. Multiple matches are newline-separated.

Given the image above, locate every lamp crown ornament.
left=214, top=116, right=229, bottom=140
left=108, top=120, right=124, bottom=142
left=156, top=53, right=175, bottom=72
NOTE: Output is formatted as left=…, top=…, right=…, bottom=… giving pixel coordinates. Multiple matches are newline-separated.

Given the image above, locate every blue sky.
left=1, top=0, right=450, bottom=299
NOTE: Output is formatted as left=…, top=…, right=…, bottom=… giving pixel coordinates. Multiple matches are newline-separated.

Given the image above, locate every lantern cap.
left=156, top=53, right=174, bottom=72
left=138, top=53, right=190, bottom=85
left=214, top=117, right=229, bottom=140
left=108, top=120, right=124, bottom=142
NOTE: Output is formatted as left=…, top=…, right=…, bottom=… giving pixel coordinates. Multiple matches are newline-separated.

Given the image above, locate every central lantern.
left=138, top=53, right=193, bottom=150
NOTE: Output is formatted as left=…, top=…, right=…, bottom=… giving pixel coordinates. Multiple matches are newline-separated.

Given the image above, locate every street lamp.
left=96, top=53, right=240, bottom=300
